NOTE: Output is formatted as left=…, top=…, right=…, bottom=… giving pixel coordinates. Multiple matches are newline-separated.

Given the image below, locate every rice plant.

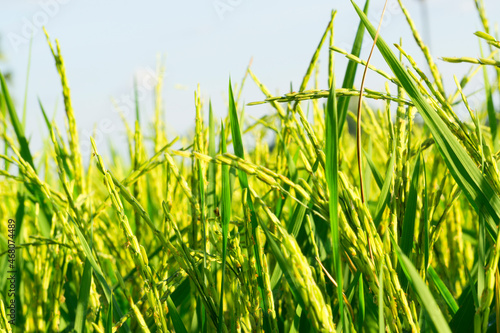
left=1, top=0, right=500, bottom=332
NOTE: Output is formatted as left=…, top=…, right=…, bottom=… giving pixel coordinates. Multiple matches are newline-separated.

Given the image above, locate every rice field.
left=1, top=0, right=500, bottom=332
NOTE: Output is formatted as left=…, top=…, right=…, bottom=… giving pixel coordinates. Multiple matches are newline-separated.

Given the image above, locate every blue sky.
left=1, top=0, right=499, bottom=157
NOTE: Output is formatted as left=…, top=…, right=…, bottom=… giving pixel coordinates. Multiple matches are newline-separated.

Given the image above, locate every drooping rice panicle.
left=90, top=138, right=169, bottom=331
left=441, top=56, right=500, bottom=68
left=2, top=2, right=500, bottom=332
left=44, top=29, right=84, bottom=194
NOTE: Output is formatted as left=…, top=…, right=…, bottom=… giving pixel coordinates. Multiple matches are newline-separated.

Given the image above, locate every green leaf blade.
left=351, top=0, right=500, bottom=239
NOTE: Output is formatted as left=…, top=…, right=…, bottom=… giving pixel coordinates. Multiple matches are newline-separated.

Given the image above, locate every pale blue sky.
left=0, top=0, right=499, bottom=157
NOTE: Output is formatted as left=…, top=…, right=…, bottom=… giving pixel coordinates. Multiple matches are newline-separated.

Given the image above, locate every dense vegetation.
left=1, top=0, right=500, bottom=332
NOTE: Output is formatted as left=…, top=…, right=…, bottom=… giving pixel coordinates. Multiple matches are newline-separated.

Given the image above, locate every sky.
left=0, top=0, right=499, bottom=159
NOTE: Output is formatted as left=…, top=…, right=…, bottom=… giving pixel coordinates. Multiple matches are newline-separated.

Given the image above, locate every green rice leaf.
left=70, top=217, right=129, bottom=332
left=227, top=80, right=273, bottom=330
left=358, top=273, right=365, bottom=331
left=218, top=121, right=230, bottom=333
left=270, top=197, right=307, bottom=289
left=0, top=71, right=34, bottom=168
left=399, top=151, right=422, bottom=284
left=373, top=147, right=396, bottom=227
left=378, top=260, right=384, bottom=333
left=351, top=0, right=500, bottom=239
left=364, top=149, right=384, bottom=190
left=167, top=297, right=189, bottom=333
left=449, top=287, right=475, bottom=333
left=105, top=294, right=113, bottom=333
left=338, top=0, right=370, bottom=136
left=2, top=73, right=52, bottom=237
left=392, top=236, right=452, bottom=333
left=422, top=153, right=429, bottom=274
left=428, top=266, right=459, bottom=315
left=228, top=79, right=248, bottom=188
left=74, top=259, right=92, bottom=333
left=325, top=75, right=344, bottom=323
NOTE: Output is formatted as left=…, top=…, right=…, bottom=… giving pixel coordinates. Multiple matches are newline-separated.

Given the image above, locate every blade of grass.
left=270, top=192, right=307, bottom=289
left=105, top=294, right=113, bottom=333
left=0, top=72, right=34, bottom=168
left=378, top=259, right=384, bottom=333
left=449, top=285, right=475, bottom=333
left=166, top=297, right=189, bottom=333
left=391, top=235, right=452, bottom=333
left=270, top=159, right=319, bottom=290
left=496, top=270, right=500, bottom=333
left=325, top=77, right=344, bottom=325
left=39, top=99, right=73, bottom=188
left=218, top=121, right=230, bottom=333
left=399, top=151, right=422, bottom=289
left=227, top=79, right=275, bottom=331
left=477, top=214, right=486, bottom=317
left=1, top=71, right=53, bottom=237
left=422, top=153, right=429, bottom=274
left=427, top=266, right=459, bottom=315
left=338, top=0, right=370, bottom=136
left=373, top=147, right=396, bottom=228
left=74, top=197, right=95, bottom=333
left=364, top=149, right=384, bottom=190
left=358, top=273, right=365, bottom=331
left=74, top=259, right=92, bottom=333
left=351, top=0, right=500, bottom=239
left=274, top=134, right=298, bottom=218
left=70, top=217, right=129, bottom=332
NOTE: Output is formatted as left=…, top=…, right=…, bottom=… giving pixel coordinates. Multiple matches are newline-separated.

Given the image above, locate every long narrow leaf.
left=378, top=260, right=384, bottom=333
left=392, top=238, right=452, bottom=333
left=71, top=218, right=129, bottom=332
left=364, top=149, right=384, bottom=190
left=74, top=259, right=92, bottom=333
left=325, top=76, right=344, bottom=323
left=167, top=297, right=189, bottom=333
left=105, top=295, right=113, bottom=333
left=227, top=80, right=273, bottom=330
left=428, top=266, right=459, bottom=315
left=218, top=121, right=230, bottom=333
left=373, top=147, right=396, bottom=227
left=338, top=0, right=370, bottom=135
left=400, top=152, right=421, bottom=259
left=351, top=0, right=500, bottom=239
left=0, top=72, right=34, bottom=168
